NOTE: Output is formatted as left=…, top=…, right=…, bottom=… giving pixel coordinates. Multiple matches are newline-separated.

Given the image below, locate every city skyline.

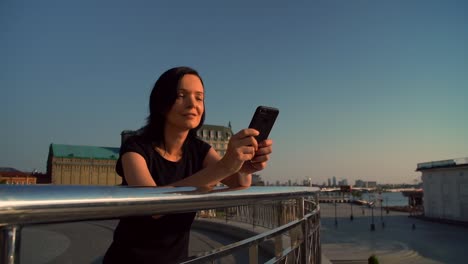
left=2, top=0, right=468, bottom=184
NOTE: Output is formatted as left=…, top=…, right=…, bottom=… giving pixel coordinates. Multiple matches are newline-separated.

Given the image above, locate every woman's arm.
left=186, top=136, right=272, bottom=188
left=170, top=129, right=257, bottom=187
left=121, top=129, right=272, bottom=188
left=121, top=149, right=237, bottom=187
left=219, top=138, right=273, bottom=187
left=202, top=148, right=251, bottom=188
left=121, top=148, right=250, bottom=188
left=121, top=152, right=156, bottom=186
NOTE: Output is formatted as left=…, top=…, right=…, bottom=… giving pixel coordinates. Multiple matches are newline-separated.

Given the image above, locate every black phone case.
left=248, top=106, right=279, bottom=142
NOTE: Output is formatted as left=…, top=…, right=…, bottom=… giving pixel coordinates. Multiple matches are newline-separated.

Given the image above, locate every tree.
left=368, top=255, right=379, bottom=264
left=351, top=190, right=362, bottom=199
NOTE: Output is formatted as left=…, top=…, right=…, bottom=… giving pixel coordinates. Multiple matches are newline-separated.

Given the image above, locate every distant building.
left=196, top=124, right=233, bottom=157
left=252, top=174, right=264, bottom=186
left=332, top=176, right=336, bottom=186
left=354, top=179, right=365, bottom=187
left=302, top=178, right=312, bottom=187
left=417, top=157, right=468, bottom=222
left=353, top=180, right=377, bottom=188
left=327, top=178, right=331, bottom=186
left=0, top=167, right=36, bottom=184
left=47, top=144, right=121, bottom=185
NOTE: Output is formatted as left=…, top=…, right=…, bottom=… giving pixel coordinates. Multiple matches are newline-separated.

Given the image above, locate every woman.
left=103, top=66, right=273, bottom=263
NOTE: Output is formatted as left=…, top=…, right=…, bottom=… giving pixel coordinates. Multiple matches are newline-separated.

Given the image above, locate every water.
left=360, top=192, right=408, bottom=207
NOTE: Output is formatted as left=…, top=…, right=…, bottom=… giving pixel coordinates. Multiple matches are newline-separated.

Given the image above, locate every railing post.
left=224, top=207, right=228, bottom=223
left=248, top=244, right=258, bottom=264
left=317, top=212, right=322, bottom=264
left=0, top=225, right=22, bottom=264
left=274, top=201, right=283, bottom=259
left=252, top=203, right=256, bottom=229
left=297, top=198, right=309, bottom=264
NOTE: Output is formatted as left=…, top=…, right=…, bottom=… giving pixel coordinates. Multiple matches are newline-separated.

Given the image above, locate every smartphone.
left=248, top=106, right=279, bottom=142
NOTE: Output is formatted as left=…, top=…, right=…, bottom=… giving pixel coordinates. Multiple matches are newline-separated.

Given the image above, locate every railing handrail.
left=0, top=185, right=318, bottom=226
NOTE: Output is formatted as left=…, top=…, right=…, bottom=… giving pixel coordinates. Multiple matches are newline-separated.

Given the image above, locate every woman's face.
left=165, top=74, right=205, bottom=131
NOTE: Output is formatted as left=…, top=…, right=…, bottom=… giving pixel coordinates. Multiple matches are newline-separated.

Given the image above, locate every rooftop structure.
left=48, top=144, right=120, bottom=160
left=416, top=157, right=468, bottom=171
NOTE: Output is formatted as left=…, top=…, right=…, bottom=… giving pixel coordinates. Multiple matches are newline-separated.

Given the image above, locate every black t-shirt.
left=103, top=135, right=211, bottom=264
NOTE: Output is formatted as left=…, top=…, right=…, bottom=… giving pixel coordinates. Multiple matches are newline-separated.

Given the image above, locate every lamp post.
left=380, top=199, right=385, bottom=228
left=350, top=200, right=354, bottom=221
left=386, top=197, right=389, bottom=214
left=370, top=205, right=375, bottom=231
left=334, top=201, right=338, bottom=227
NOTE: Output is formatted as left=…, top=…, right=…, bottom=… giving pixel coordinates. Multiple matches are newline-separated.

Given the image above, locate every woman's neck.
left=157, top=125, right=189, bottom=161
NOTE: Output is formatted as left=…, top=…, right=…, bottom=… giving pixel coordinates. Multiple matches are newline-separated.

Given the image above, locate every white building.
left=417, top=157, right=468, bottom=222
left=196, top=124, right=232, bottom=157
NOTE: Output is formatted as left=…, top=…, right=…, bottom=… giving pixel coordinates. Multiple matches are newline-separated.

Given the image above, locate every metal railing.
left=195, top=199, right=320, bottom=264
left=215, top=199, right=317, bottom=229
left=0, top=185, right=320, bottom=264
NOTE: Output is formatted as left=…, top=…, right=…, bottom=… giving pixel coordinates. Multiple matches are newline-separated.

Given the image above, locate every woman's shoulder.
left=189, top=136, right=210, bottom=147
left=187, top=136, right=211, bottom=155
left=120, top=135, right=154, bottom=155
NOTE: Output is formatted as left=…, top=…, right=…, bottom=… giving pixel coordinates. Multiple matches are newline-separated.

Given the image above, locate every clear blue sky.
left=2, top=0, right=467, bottom=184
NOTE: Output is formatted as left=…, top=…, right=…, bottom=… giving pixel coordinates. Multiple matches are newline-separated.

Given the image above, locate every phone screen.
left=248, top=106, right=279, bottom=142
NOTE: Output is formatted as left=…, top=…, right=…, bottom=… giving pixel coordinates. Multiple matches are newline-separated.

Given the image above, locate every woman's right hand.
left=218, top=128, right=259, bottom=174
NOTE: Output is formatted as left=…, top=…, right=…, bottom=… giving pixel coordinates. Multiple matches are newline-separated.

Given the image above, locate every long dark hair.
left=141, top=66, right=205, bottom=146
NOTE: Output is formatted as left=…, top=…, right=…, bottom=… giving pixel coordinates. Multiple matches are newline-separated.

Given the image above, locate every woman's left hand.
left=239, top=139, right=273, bottom=175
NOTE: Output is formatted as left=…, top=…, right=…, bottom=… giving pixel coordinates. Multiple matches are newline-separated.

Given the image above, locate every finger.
left=234, top=136, right=258, bottom=151
left=236, top=146, right=256, bottom=160
left=235, top=128, right=259, bottom=138
left=251, top=154, right=270, bottom=163
left=258, top=139, right=273, bottom=148
left=245, top=146, right=257, bottom=157
left=250, top=137, right=259, bottom=151
left=254, top=145, right=272, bottom=156
left=249, top=161, right=267, bottom=171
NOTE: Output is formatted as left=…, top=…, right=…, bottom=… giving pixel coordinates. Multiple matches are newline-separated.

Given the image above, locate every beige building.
left=47, top=144, right=121, bottom=185
left=417, top=157, right=468, bottom=222
left=196, top=124, right=233, bottom=157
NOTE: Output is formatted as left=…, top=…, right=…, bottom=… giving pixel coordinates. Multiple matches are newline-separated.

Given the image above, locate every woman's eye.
left=196, top=96, right=204, bottom=101
left=177, top=93, right=185, bottom=98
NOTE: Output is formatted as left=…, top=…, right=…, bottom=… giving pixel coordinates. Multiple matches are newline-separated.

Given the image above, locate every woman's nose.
left=185, top=95, right=196, bottom=107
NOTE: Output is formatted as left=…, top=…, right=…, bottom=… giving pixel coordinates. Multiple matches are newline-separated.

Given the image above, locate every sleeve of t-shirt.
left=116, top=136, right=149, bottom=177
left=196, top=138, right=212, bottom=161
